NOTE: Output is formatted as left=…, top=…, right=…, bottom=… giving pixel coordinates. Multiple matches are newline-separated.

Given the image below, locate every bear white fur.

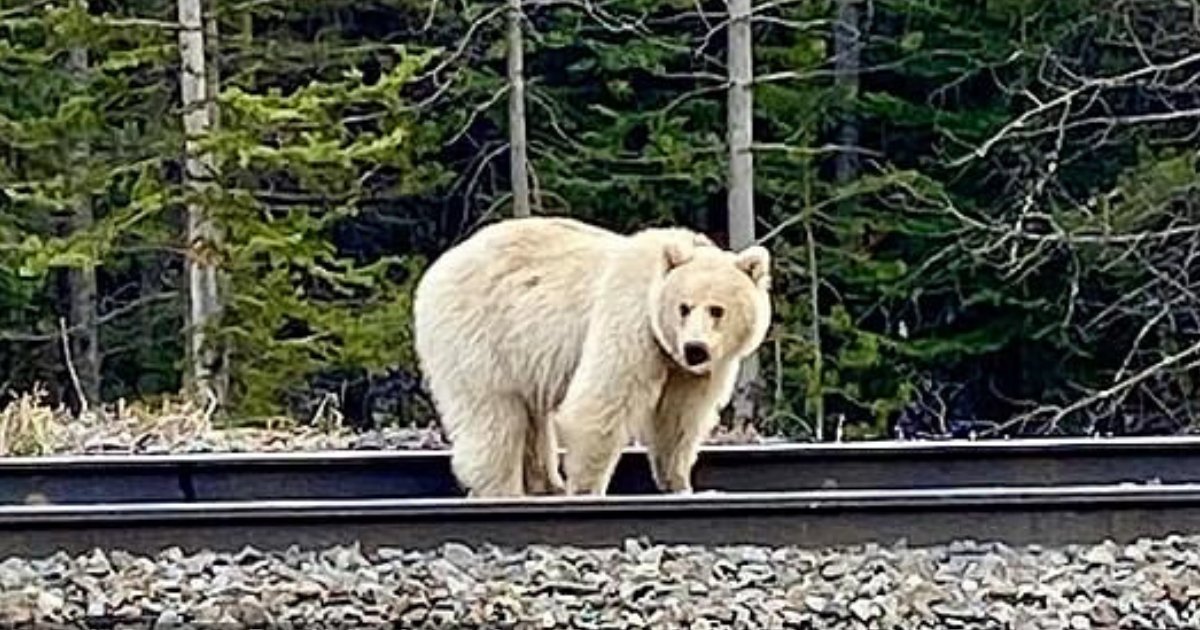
left=412, top=216, right=772, bottom=497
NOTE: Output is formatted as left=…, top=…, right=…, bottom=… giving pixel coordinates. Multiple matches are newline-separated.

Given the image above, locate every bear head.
left=651, top=241, right=772, bottom=376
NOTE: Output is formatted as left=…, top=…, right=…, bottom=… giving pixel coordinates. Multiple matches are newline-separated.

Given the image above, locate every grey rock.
left=234, top=595, right=271, bottom=626
left=1123, top=544, right=1148, bottom=563
left=820, top=559, right=849, bottom=579
left=1083, top=544, right=1117, bottom=566
left=153, top=609, right=182, bottom=629
left=84, top=592, right=108, bottom=619
left=83, top=549, right=112, bottom=575
left=442, top=542, right=476, bottom=568
left=739, top=546, right=770, bottom=564
left=637, top=545, right=664, bottom=567
left=0, top=531, right=1199, bottom=629
left=36, top=589, right=64, bottom=616
left=849, top=598, right=878, bottom=621
left=803, top=595, right=829, bottom=613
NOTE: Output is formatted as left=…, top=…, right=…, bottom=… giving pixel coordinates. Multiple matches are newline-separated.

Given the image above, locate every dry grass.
left=0, top=386, right=221, bottom=456
left=709, top=417, right=766, bottom=445
left=0, top=385, right=767, bottom=456
left=0, top=386, right=376, bottom=456
left=0, top=385, right=60, bottom=456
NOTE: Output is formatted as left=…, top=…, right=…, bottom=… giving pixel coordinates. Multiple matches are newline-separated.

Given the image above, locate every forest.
left=1, top=0, right=1198, bottom=443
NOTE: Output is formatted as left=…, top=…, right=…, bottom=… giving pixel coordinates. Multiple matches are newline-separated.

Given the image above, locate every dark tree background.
left=1, top=0, right=1198, bottom=441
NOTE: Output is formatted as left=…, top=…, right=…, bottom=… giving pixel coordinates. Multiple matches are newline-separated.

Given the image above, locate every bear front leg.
left=646, top=368, right=726, bottom=494
left=560, top=418, right=629, bottom=496
left=556, top=327, right=668, bottom=496
left=649, top=414, right=714, bottom=494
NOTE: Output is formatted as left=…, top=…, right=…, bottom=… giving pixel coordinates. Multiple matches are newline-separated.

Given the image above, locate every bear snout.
left=682, top=342, right=711, bottom=368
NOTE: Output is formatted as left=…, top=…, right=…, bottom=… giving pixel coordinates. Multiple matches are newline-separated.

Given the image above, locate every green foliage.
left=0, top=0, right=179, bottom=402
left=206, top=7, right=450, bottom=419
left=518, top=0, right=727, bottom=230
left=2, top=0, right=1198, bottom=438
left=1, top=0, right=451, bottom=419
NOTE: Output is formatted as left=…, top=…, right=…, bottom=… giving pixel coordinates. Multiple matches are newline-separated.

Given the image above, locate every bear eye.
left=709, top=305, right=725, bottom=319
left=679, top=304, right=691, bottom=318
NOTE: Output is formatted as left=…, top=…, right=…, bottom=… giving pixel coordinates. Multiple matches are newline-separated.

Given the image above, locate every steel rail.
left=4, top=435, right=1200, bottom=504
left=1, top=483, right=1199, bottom=556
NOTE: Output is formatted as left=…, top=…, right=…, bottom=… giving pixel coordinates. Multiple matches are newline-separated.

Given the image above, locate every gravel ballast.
left=36, top=423, right=778, bottom=456
left=1, top=536, right=1198, bottom=629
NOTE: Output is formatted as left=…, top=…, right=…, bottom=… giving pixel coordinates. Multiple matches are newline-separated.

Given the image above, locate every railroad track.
left=2, top=484, right=1200, bottom=556
left=2, top=436, right=1200, bottom=556
left=4, top=435, right=1200, bottom=504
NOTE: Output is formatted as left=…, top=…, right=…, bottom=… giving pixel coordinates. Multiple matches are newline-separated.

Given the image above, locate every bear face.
left=652, top=243, right=772, bottom=376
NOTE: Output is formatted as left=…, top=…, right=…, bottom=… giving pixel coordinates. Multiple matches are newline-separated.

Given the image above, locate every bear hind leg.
left=523, top=415, right=566, bottom=496
left=444, top=394, right=529, bottom=498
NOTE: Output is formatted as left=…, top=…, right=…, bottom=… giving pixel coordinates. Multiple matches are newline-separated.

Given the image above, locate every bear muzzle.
left=682, top=341, right=712, bottom=372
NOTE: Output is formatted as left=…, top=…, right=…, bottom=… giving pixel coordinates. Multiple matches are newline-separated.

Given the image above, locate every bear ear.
left=664, top=242, right=693, bottom=271
left=736, top=245, right=771, bottom=287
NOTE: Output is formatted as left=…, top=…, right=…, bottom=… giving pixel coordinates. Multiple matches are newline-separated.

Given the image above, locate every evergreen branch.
left=949, top=50, right=1200, bottom=166
left=995, top=336, right=1200, bottom=435
left=0, top=0, right=56, bottom=20
left=0, top=292, right=178, bottom=344
left=445, top=84, right=510, bottom=147
left=97, top=17, right=183, bottom=31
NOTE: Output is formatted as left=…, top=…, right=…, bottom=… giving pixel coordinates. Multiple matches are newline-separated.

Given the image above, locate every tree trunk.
left=204, top=0, right=220, bottom=129
left=726, top=0, right=760, bottom=426
left=833, top=0, right=860, bottom=185
left=65, top=5, right=100, bottom=412
left=65, top=198, right=100, bottom=411
left=178, top=0, right=226, bottom=408
left=802, top=0, right=861, bottom=441
left=507, top=0, right=531, bottom=217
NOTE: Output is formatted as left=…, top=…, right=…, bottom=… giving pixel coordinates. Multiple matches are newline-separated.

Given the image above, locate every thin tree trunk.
left=833, top=0, right=860, bottom=185
left=507, top=0, right=531, bottom=217
left=727, top=0, right=760, bottom=426
left=803, top=0, right=861, bottom=441
left=65, top=4, right=100, bottom=411
left=178, top=0, right=226, bottom=408
left=204, top=0, right=220, bottom=129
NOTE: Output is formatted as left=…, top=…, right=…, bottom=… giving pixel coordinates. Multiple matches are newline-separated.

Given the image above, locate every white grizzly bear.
left=412, top=216, right=772, bottom=497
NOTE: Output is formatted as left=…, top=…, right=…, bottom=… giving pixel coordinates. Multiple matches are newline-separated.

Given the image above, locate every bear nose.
left=683, top=342, right=711, bottom=367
